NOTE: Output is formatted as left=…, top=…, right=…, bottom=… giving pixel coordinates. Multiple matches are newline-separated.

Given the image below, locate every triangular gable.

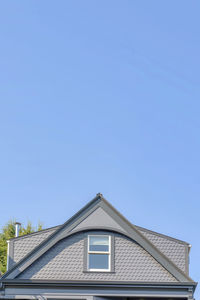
left=1, top=193, right=194, bottom=282
left=71, top=206, right=126, bottom=233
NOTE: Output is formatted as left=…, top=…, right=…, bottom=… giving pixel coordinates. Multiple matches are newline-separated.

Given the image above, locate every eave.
left=0, top=279, right=197, bottom=290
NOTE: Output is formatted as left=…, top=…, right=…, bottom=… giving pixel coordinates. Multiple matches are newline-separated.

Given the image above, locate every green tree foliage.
left=0, top=221, right=43, bottom=275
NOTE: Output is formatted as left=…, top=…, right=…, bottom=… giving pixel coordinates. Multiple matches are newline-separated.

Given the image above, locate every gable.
left=2, top=194, right=194, bottom=283
left=17, top=231, right=177, bottom=282
left=71, top=207, right=126, bottom=233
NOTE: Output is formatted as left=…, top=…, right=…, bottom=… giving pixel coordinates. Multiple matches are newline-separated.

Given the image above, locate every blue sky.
left=0, top=0, right=199, bottom=296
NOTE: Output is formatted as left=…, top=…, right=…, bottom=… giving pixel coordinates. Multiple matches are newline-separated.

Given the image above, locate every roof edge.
left=1, top=279, right=197, bottom=287
left=135, top=225, right=190, bottom=246
left=8, top=225, right=61, bottom=242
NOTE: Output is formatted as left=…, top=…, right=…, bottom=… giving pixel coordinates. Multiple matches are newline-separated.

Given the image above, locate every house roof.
left=1, top=193, right=195, bottom=284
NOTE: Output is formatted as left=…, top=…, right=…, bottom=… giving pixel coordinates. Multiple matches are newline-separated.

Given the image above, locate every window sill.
left=83, top=270, right=115, bottom=274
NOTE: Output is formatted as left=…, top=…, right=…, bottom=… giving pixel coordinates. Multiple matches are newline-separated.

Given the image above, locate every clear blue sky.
left=0, top=1, right=199, bottom=296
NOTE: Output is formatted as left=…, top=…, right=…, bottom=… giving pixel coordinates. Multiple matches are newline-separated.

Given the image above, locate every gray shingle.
left=13, top=228, right=57, bottom=263
left=137, top=228, right=187, bottom=273
left=18, top=231, right=177, bottom=282
left=11, top=222, right=188, bottom=276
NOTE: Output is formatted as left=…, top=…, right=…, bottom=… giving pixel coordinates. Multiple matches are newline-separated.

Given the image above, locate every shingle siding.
left=12, top=228, right=57, bottom=264
left=137, top=228, right=187, bottom=273
left=11, top=225, right=188, bottom=275
left=17, top=231, right=177, bottom=282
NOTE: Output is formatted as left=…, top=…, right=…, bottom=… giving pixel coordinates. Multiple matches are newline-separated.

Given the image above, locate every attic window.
left=87, top=235, right=111, bottom=271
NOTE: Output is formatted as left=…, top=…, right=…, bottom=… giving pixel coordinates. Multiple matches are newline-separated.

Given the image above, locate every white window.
left=88, top=235, right=111, bottom=271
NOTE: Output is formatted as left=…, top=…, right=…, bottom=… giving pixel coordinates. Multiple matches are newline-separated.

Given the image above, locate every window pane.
left=89, top=236, right=109, bottom=252
left=89, top=254, right=109, bottom=269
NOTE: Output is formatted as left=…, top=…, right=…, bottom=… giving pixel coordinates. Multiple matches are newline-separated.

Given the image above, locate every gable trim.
left=1, top=194, right=194, bottom=283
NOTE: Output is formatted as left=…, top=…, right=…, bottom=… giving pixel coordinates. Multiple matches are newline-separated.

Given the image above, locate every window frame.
left=87, top=234, right=111, bottom=272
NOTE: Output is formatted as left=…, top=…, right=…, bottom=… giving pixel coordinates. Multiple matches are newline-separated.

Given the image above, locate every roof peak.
left=96, top=192, right=103, bottom=198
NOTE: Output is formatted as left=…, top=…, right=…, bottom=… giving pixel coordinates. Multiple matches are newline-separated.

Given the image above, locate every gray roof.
left=2, top=194, right=195, bottom=283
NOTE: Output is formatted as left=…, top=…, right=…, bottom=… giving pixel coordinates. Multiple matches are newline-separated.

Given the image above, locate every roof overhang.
left=0, top=280, right=197, bottom=300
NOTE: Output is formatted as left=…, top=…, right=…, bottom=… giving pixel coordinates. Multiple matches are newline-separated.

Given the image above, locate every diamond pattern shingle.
left=13, top=228, right=57, bottom=263
left=137, top=228, right=187, bottom=273
left=18, top=231, right=177, bottom=282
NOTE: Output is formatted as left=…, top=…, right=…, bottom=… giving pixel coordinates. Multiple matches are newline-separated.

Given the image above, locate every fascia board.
left=1, top=279, right=197, bottom=287
left=0, top=280, right=197, bottom=300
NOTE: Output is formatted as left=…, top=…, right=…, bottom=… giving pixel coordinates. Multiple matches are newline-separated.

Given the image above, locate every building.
left=0, top=193, right=197, bottom=300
